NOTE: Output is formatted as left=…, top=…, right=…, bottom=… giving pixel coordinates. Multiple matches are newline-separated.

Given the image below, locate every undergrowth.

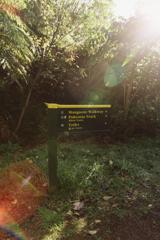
left=0, top=137, right=160, bottom=239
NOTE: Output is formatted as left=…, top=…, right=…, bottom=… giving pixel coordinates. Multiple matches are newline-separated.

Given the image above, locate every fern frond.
left=0, top=0, right=33, bottom=86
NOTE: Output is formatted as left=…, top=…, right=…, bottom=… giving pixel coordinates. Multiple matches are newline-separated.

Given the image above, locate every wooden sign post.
left=46, top=103, right=111, bottom=193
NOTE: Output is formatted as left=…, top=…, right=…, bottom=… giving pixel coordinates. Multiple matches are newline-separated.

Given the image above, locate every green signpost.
left=46, top=103, right=111, bottom=193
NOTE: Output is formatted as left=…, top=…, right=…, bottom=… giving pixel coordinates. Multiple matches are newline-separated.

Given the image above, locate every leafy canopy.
left=0, top=0, right=33, bottom=87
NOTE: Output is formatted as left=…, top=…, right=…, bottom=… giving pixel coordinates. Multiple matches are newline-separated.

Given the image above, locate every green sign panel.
left=46, top=103, right=111, bottom=193
left=58, top=108, right=109, bottom=132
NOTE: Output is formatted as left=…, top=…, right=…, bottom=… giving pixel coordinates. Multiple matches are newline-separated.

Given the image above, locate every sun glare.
left=114, top=0, right=160, bottom=37
left=138, top=0, right=160, bottom=36
left=114, top=0, right=137, bottom=18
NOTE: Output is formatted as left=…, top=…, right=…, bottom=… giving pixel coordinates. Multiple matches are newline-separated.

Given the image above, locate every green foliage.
left=0, top=0, right=113, bottom=136
left=24, top=146, right=48, bottom=174
left=1, top=138, right=160, bottom=238
left=96, top=16, right=160, bottom=135
left=7, top=138, right=158, bottom=200
left=0, top=142, right=21, bottom=170
left=0, top=141, right=20, bottom=154
left=38, top=207, right=64, bottom=229
left=24, top=0, right=112, bottom=54
left=0, top=0, right=33, bottom=87
left=1, top=0, right=160, bottom=139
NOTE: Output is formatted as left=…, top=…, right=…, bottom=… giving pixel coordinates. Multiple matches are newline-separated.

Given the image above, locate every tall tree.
left=14, top=0, right=113, bottom=133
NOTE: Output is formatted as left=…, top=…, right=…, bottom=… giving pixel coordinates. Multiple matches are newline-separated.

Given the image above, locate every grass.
left=0, top=136, right=160, bottom=239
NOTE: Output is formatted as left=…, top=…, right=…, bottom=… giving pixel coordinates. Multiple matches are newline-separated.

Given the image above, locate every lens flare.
left=0, top=225, right=26, bottom=240
left=0, top=159, right=48, bottom=240
left=22, top=176, right=32, bottom=187
left=0, top=207, right=11, bottom=225
left=104, top=64, right=123, bottom=87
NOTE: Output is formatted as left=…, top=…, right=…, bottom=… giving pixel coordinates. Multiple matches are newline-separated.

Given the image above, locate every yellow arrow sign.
left=45, top=103, right=111, bottom=109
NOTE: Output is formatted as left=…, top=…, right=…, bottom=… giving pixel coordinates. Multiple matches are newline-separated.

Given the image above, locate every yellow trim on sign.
left=45, top=103, right=111, bottom=109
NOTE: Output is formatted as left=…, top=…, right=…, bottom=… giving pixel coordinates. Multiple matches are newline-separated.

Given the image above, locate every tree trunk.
left=14, top=86, right=33, bottom=134
left=14, top=11, right=62, bottom=135
left=14, top=67, right=43, bottom=134
left=124, top=78, right=133, bottom=119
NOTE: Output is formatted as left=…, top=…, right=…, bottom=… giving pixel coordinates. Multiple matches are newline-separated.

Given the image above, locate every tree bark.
left=14, top=86, right=33, bottom=134
left=14, top=69, right=42, bottom=134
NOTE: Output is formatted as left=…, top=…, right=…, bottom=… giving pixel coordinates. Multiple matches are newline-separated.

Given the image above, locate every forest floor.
left=0, top=136, right=160, bottom=240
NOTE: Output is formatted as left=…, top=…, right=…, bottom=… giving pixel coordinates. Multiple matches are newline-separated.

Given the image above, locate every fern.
left=0, top=0, right=33, bottom=86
